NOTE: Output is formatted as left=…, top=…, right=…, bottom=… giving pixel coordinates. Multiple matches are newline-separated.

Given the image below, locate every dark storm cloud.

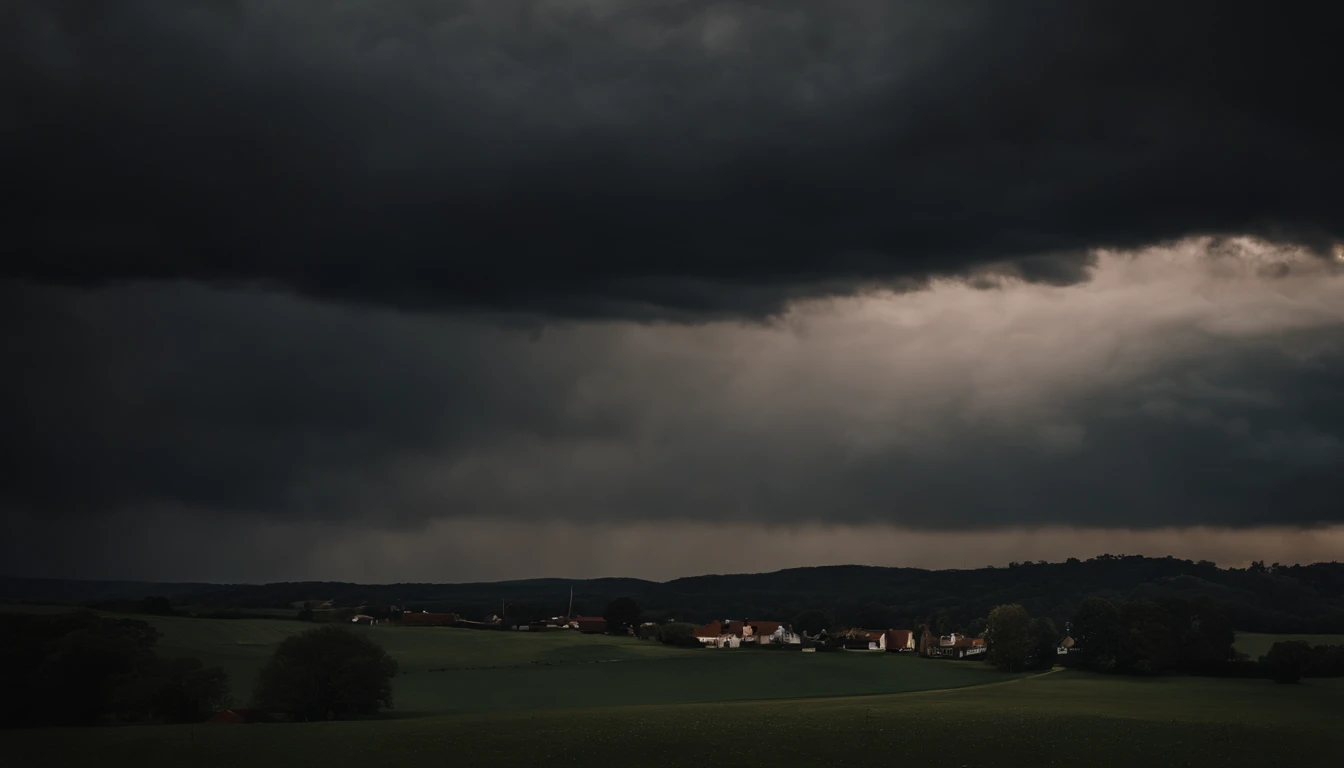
left=4, top=243, right=1342, bottom=531
left=4, top=1, right=1340, bottom=318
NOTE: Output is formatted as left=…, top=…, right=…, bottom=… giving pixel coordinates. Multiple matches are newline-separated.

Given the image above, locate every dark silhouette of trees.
left=1027, top=617, right=1059, bottom=670
left=23, top=557, right=1343, bottom=635
left=986, top=604, right=1031, bottom=672
left=792, top=609, right=831, bottom=636
left=657, top=622, right=700, bottom=647
left=147, top=657, right=231, bottom=723
left=1072, top=597, right=1124, bottom=672
left=603, top=597, right=642, bottom=634
left=855, top=602, right=894, bottom=630
left=252, top=626, right=397, bottom=721
left=1067, top=597, right=1237, bottom=676
left=1263, top=641, right=1312, bottom=684
left=0, top=612, right=229, bottom=727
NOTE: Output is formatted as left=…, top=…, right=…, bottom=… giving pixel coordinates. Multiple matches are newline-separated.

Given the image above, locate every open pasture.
left=7, top=671, right=1342, bottom=768
left=0, top=607, right=1019, bottom=711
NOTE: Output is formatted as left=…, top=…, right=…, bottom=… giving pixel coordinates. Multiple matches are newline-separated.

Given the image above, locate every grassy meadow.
left=0, top=607, right=1023, bottom=712
left=7, top=668, right=1342, bottom=767
left=5, top=607, right=1343, bottom=766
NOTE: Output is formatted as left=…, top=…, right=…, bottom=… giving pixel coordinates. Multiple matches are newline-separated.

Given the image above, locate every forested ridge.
left=5, top=556, right=1343, bottom=633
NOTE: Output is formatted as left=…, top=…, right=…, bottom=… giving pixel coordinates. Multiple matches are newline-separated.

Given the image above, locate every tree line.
left=0, top=612, right=229, bottom=727
left=980, top=596, right=1344, bottom=684
left=1, top=613, right=400, bottom=728
left=17, top=557, right=1344, bottom=636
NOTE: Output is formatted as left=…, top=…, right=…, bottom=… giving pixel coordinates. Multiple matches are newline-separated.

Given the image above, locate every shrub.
left=252, top=626, right=398, bottom=721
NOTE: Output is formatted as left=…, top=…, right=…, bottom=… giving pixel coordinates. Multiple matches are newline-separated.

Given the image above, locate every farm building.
left=829, top=628, right=914, bottom=651
left=693, top=619, right=799, bottom=647
left=750, top=621, right=801, bottom=645
left=401, top=611, right=458, bottom=627
left=922, top=631, right=986, bottom=658
left=209, top=709, right=277, bottom=725
left=573, top=616, right=608, bottom=633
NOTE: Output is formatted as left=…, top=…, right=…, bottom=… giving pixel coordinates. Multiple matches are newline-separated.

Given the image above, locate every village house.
left=692, top=619, right=799, bottom=647
left=572, top=616, right=608, bottom=633
left=829, top=628, right=915, bottom=651
left=919, top=627, right=987, bottom=658
left=693, top=619, right=741, bottom=647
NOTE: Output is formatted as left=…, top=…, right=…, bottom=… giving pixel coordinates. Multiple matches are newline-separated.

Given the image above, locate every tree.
left=502, top=601, right=538, bottom=628
left=792, top=610, right=831, bottom=636
left=986, top=604, right=1031, bottom=672
left=148, top=657, right=231, bottom=724
left=1263, top=641, right=1313, bottom=684
left=966, top=616, right=989, bottom=638
left=0, top=612, right=228, bottom=727
left=855, top=602, right=894, bottom=630
left=658, top=623, right=700, bottom=647
left=1027, top=617, right=1059, bottom=670
left=139, top=596, right=178, bottom=616
left=1118, top=601, right=1178, bottom=674
left=603, top=597, right=641, bottom=634
left=252, top=626, right=398, bottom=721
left=1072, top=597, right=1123, bottom=673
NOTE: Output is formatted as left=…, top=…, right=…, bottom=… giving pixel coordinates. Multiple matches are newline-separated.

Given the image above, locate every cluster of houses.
left=689, top=619, right=995, bottom=658
left=364, top=608, right=1076, bottom=659
left=364, top=610, right=613, bottom=633
left=692, top=619, right=803, bottom=647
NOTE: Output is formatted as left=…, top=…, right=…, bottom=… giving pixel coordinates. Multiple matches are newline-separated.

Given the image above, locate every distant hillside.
left=5, top=557, right=1343, bottom=633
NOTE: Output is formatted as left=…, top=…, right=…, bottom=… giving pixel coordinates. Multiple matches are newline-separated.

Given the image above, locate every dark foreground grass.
left=8, top=672, right=1342, bottom=768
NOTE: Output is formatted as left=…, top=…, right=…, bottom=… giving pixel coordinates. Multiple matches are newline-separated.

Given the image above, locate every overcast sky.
left=4, top=1, right=1342, bottom=582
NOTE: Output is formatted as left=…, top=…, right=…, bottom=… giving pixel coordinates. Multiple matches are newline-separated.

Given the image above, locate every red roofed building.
left=694, top=619, right=798, bottom=647
left=924, top=631, right=987, bottom=658
left=573, top=616, right=608, bottom=634
left=694, top=620, right=724, bottom=643
left=832, top=628, right=915, bottom=651
left=884, top=629, right=915, bottom=652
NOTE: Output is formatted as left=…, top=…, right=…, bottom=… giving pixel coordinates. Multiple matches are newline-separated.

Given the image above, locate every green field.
left=1234, top=632, right=1344, bottom=659
left=7, top=670, right=1342, bottom=767
left=0, top=607, right=1020, bottom=712
left=5, top=608, right=1343, bottom=766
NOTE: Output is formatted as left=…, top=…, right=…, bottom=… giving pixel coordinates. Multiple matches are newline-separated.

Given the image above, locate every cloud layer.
left=5, top=239, right=1343, bottom=547
left=6, top=1, right=1341, bottom=318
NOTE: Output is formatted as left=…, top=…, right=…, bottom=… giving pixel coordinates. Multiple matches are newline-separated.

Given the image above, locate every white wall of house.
left=759, top=626, right=801, bottom=645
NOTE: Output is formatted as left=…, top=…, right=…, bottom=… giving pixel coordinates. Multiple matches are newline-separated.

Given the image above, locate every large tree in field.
left=252, top=626, right=398, bottom=721
left=603, top=597, right=642, bottom=633
left=986, top=604, right=1031, bottom=672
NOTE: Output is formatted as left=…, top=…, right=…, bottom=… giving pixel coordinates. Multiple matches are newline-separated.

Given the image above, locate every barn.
left=573, top=616, right=608, bottom=633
